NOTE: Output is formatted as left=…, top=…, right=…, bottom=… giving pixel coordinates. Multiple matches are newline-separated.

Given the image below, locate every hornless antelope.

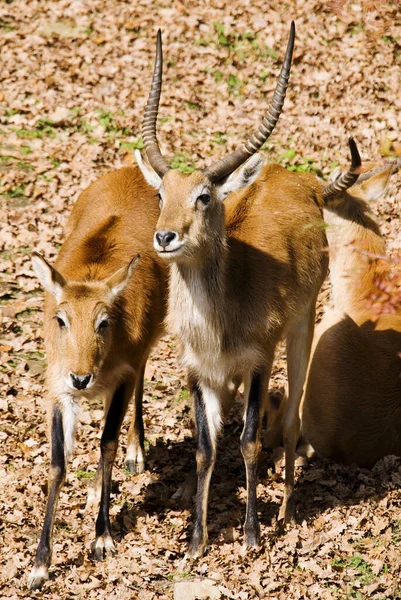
left=28, top=167, right=167, bottom=589
left=134, top=25, right=358, bottom=557
left=300, top=146, right=401, bottom=468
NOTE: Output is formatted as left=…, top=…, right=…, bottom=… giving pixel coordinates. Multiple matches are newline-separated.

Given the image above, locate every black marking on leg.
left=188, top=380, right=214, bottom=556
left=32, top=406, right=66, bottom=573
left=241, top=371, right=262, bottom=547
left=95, top=382, right=129, bottom=559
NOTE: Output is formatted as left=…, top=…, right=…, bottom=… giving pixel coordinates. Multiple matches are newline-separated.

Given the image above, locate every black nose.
left=70, top=373, right=92, bottom=390
left=155, top=230, right=177, bottom=249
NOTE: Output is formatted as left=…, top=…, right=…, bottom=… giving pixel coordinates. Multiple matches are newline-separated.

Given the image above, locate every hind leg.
left=125, top=362, right=146, bottom=474
left=279, top=300, right=316, bottom=525
left=93, top=377, right=134, bottom=560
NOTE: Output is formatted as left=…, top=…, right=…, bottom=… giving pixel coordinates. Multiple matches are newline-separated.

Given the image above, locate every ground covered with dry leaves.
left=1, top=0, right=401, bottom=598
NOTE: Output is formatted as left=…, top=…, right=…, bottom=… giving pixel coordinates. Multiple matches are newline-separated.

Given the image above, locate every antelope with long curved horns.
left=136, top=26, right=358, bottom=557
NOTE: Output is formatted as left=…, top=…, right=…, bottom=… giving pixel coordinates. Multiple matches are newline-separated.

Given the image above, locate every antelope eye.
left=157, top=193, right=163, bottom=209
left=98, top=319, right=109, bottom=331
left=56, top=316, right=66, bottom=328
left=197, top=193, right=211, bottom=205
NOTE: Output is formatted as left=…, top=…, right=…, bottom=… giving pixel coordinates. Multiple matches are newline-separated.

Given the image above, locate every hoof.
left=92, top=534, right=117, bottom=561
left=278, top=497, right=296, bottom=527
left=125, top=459, right=145, bottom=475
left=171, top=482, right=196, bottom=509
left=28, top=565, right=49, bottom=590
left=243, top=525, right=261, bottom=550
left=186, top=534, right=207, bottom=559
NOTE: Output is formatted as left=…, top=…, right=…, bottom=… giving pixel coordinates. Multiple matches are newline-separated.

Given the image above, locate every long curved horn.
left=323, top=137, right=361, bottom=200
left=142, top=29, right=170, bottom=177
left=204, top=21, right=296, bottom=183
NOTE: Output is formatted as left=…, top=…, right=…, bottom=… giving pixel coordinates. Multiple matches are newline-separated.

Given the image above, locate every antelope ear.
left=31, top=252, right=66, bottom=302
left=215, top=153, right=265, bottom=201
left=135, top=150, right=163, bottom=190
left=357, top=165, right=393, bottom=202
left=106, top=254, right=141, bottom=299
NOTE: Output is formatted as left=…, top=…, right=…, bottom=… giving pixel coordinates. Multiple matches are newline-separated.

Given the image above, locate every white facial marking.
left=154, top=233, right=184, bottom=255
left=56, top=310, right=70, bottom=329
left=95, top=312, right=109, bottom=331
left=189, top=184, right=211, bottom=205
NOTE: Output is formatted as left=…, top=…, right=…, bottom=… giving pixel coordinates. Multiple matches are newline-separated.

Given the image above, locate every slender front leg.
left=28, top=406, right=66, bottom=590
left=93, top=379, right=133, bottom=560
left=241, top=363, right=272, bottom=548
left=187, top=379, right=222, bottom=558
left=125, top=362, right=146, bottom=474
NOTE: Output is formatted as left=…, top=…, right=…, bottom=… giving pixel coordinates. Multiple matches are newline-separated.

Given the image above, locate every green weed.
left=76, top=470, right=96, bottom=479
left=170, top=152, right=195, bottom=174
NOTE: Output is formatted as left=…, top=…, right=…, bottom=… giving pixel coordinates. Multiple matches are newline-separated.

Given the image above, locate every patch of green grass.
left=348, top=24, right=364, bottom=36
left=13, top=127, right=42, bottom=139
left=213, top=21, right=230, bottom=47
left=277, top=148, right=321, bottom=175
left=332, top=553, right=375, bottom=597
left=167, top=571, right=191, bottom=581
left=212, top=131, right=227, bottom=145
left=0, top=19, right=15, bottom=32
left=19, top=350, right=45, bottom=360
left=170, top=152, right=195, bottom=174
left=382, top=35, right=397, bottom=44
left=227, top=73, right=244, bottom=95
left=4, top=184, right=27, bottom=198
left=212, top=70, right=224, bottom=82
left=348, top=553, right=373, bottom=584
left=4, top=107, right=20, bottom=117
left=257, top=42, right=277, bottom=60
left=176, top=388, right=190, bottom=404
left=38, top=173, right=53, bottom=182
left=20, top=145, right=32, bottom=155
left=194, top=38, right=208, bottom=47
left=119, top=138, right=144, bottom=152
left=76, top=470, right=96, bottom=480
left=97, top=110, right=129, bottom=137
left=186, top=101, right=201, bottom=110
left=279, top=148, right=296, bottom=161
left=0, top=156, right=33, bottom=172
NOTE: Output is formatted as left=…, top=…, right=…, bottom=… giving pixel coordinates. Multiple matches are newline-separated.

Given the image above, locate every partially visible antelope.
left=300, top=147, right=401, bottom=467
left=28, top=167, right=168, bottom=589
left=135, top=25, right=359, bottom=557
left=264, top=145, right=401, bottom=468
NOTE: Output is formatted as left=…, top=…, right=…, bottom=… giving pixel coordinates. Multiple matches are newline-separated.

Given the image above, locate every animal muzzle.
left=154, top=230, right=183, bottom=254
left=69, top=372, right=93, bottom=390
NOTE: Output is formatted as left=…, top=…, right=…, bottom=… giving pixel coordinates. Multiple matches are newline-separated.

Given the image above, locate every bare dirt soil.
left=1, top=1, right=401, bottom=598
